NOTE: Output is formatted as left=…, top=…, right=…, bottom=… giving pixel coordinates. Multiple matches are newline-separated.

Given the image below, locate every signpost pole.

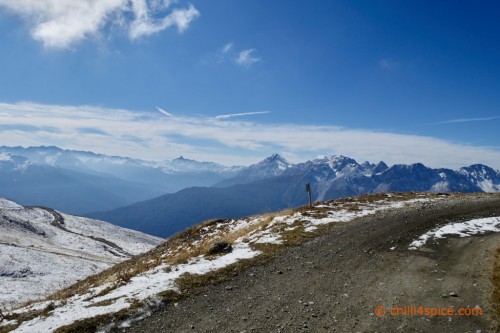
left=305, top=182, right=312, bottom=207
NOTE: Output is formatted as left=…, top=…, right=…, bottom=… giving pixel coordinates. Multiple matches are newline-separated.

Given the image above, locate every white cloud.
left=149, top=0, right=174, bottom=11
left=0, top=0, right=199, bottom=49
left=128, top=3, right=199, bottom=39
left=235, top=49, right=261, bottom=67
left=0, top=102, right=499, bottom=169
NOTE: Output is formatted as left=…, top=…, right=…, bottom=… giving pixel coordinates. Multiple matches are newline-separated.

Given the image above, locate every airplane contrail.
left=156, top=107, right=173, bottom=117
left=431, top=116, right=499, bottom=125
left=215, top=111, right=270, bottom=119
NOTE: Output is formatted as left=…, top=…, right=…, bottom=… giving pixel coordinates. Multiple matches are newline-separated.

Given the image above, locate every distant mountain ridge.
left=2, top=146, right=498, bottom=234
left=89, top=153, right=500, bottom=237
left=0, top=146, right=240, bottom=176
left=0, top=146, right=242, bottom=214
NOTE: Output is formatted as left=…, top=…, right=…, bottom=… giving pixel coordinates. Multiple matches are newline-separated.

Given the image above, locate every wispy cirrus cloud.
left=235, top=49, right=261, bottom=67
left=205, top=43, right=262, bottom=68
left=0, top=102, right=499, bottom=168
left=0, top=0, right=200, bottom=49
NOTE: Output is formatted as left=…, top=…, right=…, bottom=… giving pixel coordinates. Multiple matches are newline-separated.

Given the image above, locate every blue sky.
left=0, top=0, right=499, bottom=168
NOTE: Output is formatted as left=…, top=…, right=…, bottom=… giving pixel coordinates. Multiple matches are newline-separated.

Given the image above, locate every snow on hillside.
left=60, top=214, right=161, bottom=255
left=478, top=179, right=500, bottom=192
left=0, top=153, right=11, bottom=162
left=4, top=193, right=461, bottom=333
left=0, top=198, right=22, bottom=209
left=0, top=199, right=162, bottom=310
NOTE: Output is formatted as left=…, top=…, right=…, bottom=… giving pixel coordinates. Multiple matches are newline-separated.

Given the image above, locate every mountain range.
left=89, top=153, right=500, bottom=237
left=1, top=146, right=498, bottom=237
left=0, top=146, right=240, bottom=214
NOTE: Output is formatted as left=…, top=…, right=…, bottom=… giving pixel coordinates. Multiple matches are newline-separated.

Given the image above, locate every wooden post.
left=305, top=182, right=312, bottom=207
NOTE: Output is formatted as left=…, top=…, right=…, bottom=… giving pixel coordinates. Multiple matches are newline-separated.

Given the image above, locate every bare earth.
left=116, top=194, right=500, bottom=333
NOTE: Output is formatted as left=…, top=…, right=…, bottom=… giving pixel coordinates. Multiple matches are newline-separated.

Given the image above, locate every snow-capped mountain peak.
left=257, top=153, right=289, bottom=170
left=458, top=164, right=500, bottom=192
left=308, top=155, right=362, bottom=177
left=214, top=154, right=290, bottom=187
left=164, top=155, right=240, bottom=174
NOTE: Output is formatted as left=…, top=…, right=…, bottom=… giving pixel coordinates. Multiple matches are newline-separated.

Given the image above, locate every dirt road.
left=117, top=194, right=500, bottom=333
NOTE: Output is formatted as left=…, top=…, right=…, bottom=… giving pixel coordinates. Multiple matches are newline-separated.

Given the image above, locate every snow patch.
left=409, top=216, right=500, bottom=249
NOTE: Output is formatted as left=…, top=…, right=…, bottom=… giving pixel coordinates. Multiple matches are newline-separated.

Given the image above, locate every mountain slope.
left=0, top=198, right=162, bottom=309
left=89, top=176, right=298, bottom=237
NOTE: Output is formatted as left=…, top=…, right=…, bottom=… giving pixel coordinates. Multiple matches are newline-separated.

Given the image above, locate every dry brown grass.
left=163, top=211, right=294, bottom=266
left=91, top=284, right=120, bottom=299
left=53, top=307, right=131, bottom=333
left=0, top=325, right=17, bottom=333
left=0, top=302, right=56, bottom=332
left=87, top=297, right=123, bottom=308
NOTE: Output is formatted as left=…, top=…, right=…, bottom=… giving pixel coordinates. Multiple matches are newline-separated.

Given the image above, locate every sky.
left=0, top=0, right=499, bottom=168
